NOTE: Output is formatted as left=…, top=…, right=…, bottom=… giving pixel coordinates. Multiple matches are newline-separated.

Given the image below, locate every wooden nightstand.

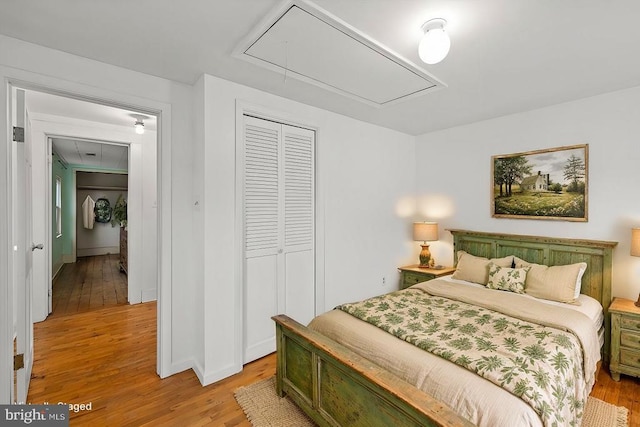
left=398, top=265, right=456, bottom=290
left=609, top=297, right=640, bottom=381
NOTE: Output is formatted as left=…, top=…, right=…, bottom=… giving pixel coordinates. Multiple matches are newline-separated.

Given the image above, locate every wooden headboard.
left=449, top=229, right=618, bottom=360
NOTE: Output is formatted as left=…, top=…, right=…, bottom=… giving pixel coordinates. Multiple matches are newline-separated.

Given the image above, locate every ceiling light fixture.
left=134, top=119, right=145, bottom=135
left=418, top=18, right=450, bottom=65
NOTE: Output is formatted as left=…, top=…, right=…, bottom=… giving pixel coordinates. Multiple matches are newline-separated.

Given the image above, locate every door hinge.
left=14, top=353, right=24, bottom=370
left=13, top=126, right=24, bottom=143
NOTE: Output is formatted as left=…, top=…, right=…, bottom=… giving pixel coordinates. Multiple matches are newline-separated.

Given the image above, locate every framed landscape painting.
left=492, top=144, right=588, bottom=221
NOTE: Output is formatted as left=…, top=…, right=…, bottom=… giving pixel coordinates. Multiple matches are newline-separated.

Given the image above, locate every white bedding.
left=309, top=278, right=603, bottom=427
left=438, top=275, right=605, bottom=341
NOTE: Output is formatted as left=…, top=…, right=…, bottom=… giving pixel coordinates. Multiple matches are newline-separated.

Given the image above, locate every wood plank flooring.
left=51, top=255, right=128, bottom=317
left=29, top=302, right=274, bottom=426
left=29, top=300, right=640, bottom=426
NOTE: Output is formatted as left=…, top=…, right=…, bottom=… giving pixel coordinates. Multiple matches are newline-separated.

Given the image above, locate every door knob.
left=31, top=243, right=44, bottom=251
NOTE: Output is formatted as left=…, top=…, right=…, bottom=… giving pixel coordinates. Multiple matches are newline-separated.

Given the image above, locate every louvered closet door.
left=242, top=116, right=315, bottom=364
left=281, top=125, right=315, bottom=327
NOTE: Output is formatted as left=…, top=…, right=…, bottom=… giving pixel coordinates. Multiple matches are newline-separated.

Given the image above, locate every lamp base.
left=635, top=293, right=640, bottom=308
left=418, top=244, right=435, bottom=268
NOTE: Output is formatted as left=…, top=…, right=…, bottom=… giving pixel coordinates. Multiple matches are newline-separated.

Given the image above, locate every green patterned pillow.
left=486, top=262, right=529, bottom=293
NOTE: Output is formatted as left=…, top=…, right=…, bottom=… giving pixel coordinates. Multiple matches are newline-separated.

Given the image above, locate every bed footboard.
left=272, top=315, right=472, bottom=427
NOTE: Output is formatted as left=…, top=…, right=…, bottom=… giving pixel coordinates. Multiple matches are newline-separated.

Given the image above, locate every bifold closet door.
left=242, top=115, right=315, bottom=364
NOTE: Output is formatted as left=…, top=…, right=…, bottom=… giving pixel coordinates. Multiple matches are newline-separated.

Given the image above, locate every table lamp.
left=413, top=222, right=438, bottom=268
left=632, top=228, right=640, bottom=307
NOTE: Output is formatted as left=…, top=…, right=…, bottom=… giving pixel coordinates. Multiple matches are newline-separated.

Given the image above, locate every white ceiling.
left=3, top=1, right=640, bottom=136
left=52, top=138, right=128, bottom=171
left=26, top=87, right=153, bottom=170
left=26, top=91, right=157, bottom=132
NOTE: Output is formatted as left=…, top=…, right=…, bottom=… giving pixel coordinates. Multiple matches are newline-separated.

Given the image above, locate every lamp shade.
left=632, top=228, right=640, bottom=257
left=413, top=222, right=438, bottom=242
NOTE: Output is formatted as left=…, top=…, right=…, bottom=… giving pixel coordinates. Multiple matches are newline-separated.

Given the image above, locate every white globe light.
left=134, top=120, right=145, bottom=135
left=418, top=19, right=451, bottom=65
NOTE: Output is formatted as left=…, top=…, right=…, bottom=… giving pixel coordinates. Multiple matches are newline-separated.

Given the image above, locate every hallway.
left=51, top=254, right=127, bottom=318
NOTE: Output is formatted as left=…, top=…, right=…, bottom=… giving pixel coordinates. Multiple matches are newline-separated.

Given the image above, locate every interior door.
left=12, top=87, right=34, bottom=403
left=243, top=117, right=281, bottom=363
left=242, top=115, right=315, bottom=364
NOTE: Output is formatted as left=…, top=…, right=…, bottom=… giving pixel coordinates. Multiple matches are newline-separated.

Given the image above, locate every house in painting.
left=521, top=171, right=549, bottom=192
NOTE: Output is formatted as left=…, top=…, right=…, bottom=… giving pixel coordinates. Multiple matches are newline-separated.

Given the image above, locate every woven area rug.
left=234, top=377, right=629, bottom=427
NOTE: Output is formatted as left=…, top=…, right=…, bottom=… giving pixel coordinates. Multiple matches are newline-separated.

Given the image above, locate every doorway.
left=53, top=167, right=129, bottom=316
left=7, top=83, right=165, bottom=403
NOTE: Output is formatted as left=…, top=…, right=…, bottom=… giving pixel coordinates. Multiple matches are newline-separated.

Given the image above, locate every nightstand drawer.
left=621, top=330, right=640, bottom=350
left=609, top=298, right=640, bottom=381
left=620, top=348, right=640, bottom=369
left=621, top=316, right=640, bottom=332
left=403, top=272, right=434, bottom=287
left=398, top=266, right=456, bottom=290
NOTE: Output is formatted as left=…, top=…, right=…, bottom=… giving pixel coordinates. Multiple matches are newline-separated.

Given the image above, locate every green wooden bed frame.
left=272, top=230, right=617, bottom=426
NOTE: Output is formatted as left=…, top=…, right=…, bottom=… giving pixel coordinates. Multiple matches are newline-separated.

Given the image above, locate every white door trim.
left=0, top=69, right=173, bottom=404
left=234, top=100, right=324, bottom=369
left=1, top=77, right=13, bottom=403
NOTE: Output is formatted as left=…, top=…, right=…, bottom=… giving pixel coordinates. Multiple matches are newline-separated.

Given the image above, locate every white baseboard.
left=244, top=338, right=275, bottom=364
left=192, top=361, right=205, bottom=385
left=193, top=362, right=242, bottom=387
left=168, top=358, right=194, bottom=378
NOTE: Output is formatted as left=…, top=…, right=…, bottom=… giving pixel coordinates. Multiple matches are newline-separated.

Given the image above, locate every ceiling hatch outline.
left=233, top=0, right=447, bottom=107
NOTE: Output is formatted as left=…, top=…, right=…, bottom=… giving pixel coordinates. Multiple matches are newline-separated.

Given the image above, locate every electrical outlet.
left=382, top=276, right=386, bottom=286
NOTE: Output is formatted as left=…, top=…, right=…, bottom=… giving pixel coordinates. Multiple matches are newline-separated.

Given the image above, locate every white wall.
left=0, top=34, right=195, bottom=386
left=190, top=75, right=205, bottom=374
left=416, top=85, right=640, bottom=301
left=193, top=74, right=415, bottom=385
left=76, top=189, right=126, bottom=256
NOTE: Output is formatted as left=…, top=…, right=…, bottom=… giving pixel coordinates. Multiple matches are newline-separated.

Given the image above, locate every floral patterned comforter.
left=337, top=283, right=595, bottom=426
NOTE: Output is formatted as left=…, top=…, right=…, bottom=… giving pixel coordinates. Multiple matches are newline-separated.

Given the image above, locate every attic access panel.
left=236, top=2, right=446, bottom=106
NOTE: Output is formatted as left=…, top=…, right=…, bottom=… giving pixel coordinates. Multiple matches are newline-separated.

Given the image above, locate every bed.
left=272, top=230, right=617, bottom=426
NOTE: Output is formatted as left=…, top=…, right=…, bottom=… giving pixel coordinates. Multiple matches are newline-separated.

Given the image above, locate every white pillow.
left=452, top=251, right=513, bottom=285
left=513, top=257, right=587, bottom=304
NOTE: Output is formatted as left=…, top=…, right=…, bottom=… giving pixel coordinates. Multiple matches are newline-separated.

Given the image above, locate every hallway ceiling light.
left=134, top=119, right=145, bottom=134
left=418, top=18, right=450, bottom=65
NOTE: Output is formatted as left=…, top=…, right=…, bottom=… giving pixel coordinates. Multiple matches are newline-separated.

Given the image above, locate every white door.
left=242, top=115, right=315, bottom=364
left=12, top=88, right=35, bottom=403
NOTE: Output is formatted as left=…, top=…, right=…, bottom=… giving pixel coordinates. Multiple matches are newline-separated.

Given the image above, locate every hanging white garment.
left=82, top=195, right=96, bottom=230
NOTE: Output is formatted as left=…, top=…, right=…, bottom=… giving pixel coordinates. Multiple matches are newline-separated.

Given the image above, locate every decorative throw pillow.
left=513, top=257, right=587, bottom=304
left=486, top=262, right=529, bottom=294
left=451, top=251, right=513, bottom=285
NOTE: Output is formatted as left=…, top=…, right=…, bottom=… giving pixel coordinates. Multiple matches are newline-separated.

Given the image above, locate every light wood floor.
left=51, top=255, right=128, bottom=317
left=29, top=302, right=274, bottom=426
left=29, top=300, right=640, bottom=426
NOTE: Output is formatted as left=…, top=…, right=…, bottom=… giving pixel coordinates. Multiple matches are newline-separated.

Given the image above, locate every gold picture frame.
left=492, top=144, right=588, bottom=221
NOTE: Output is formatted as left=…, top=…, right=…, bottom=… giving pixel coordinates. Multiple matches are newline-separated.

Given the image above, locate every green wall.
left=51, top=156, right=66, bottom=277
